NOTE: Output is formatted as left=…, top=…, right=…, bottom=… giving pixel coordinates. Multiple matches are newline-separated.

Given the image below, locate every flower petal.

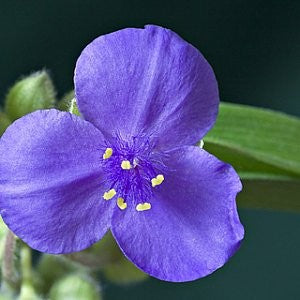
left=111, top=146, right=244, bottom=282
left=0, top=109, right=112, bottom=254
left=75, top=25, right=219, bottom=148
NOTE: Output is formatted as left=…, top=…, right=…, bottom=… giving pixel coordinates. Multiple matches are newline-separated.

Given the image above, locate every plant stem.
left=19, top=243, right=39, bottom=300
left=2, top=230, right=19, bottom=291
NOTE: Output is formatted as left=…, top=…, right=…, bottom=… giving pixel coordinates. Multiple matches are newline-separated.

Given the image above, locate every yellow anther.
left=151, top=174, right=164, bottom=187
left=136, top=202, right=151, bottom=211
left=103, top=189, right=116, bottom=200
left=121, top=160, right=131, bottom=170
left=117, top=197, right=127, bottom=210
left=103, top=147, right=113, bottom=159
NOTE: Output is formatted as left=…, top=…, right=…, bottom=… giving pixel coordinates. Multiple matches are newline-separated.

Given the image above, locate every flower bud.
left=5, top=71, right=56, bottom=121
left=49, top=274, right=102, bottom=300
left=0, top=292, right=14, bottom=300
left=64, top=231, right=148, bottom=285
left=103, top=255, right=148, bottom=285
left=64, top=231, right=121, bottom=269
left=57, top=91, right=81, bottom=116
left=57, top=90, right=74, bottom=111
left=69, top=98, right=80, bottom=116
left=19, top=283, right=40, bottom=300
left=0, top=112, right=11, bottom=135
left=35, top=255, right=75, bottom=294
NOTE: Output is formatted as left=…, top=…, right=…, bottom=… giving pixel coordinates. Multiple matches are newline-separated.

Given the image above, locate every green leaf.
left=204, top=102, right=300, bottom=179
left=204, top=102, right=300, bottom=212
left=238, top=178, right=300, bottom=213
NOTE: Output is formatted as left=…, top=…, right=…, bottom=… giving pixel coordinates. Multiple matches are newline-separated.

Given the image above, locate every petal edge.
left=111, top=146, right=243, bottom=281
left=0, top=109, right=113, bottom=253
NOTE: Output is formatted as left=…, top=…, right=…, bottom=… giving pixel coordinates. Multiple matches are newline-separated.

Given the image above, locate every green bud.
left=69, top=98, right=80, bottom=116
left=64, top=231, right=148, bottom=285
left=19, top=283, right=40, bottom=300
left=49, top=274, right=102, bottom=300
left=64, top=231, right=121, bottom=270
left=35, top=255, right=76, bottom=294
left=5, top=71, right=56, bottom=121
left=0, top=112, right=11, bottom=136
left=0, top=292, right=14, bottom=300
left=57, top=90, right=74, bottom=111
left=103, top=255, right=148, bottom=286
left=56, top=91, right=81, bottom=116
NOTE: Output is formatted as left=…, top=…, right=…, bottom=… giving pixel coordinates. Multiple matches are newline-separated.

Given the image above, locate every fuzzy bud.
left=5, top=71, right=56, bottom=121
left=49, top=274, right=102, bottom=300
left=0, top=112, right=11, bottom=136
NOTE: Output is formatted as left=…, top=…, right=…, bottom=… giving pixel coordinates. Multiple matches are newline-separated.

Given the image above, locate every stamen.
left=151, top=174, right=164, bottom=187
left=199, top=140, right=204, bottom=148
left=136, top=202, right=151, bottom=211
left=117, top=197, right=127, bottom=210
left=103, top=147, right=113, bottom=159
left=103, top=188, right=116, bottom=200
left=121, top=160, right=131, bottom=170
left=133, top=158, right=139, bottom=168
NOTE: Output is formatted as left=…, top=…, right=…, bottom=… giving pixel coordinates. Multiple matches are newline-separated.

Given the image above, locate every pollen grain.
left=103, top=188, right=116, bottom=200
left=103, top=147, right=113, bottom=159
left=121, top=160, right=131, bottom=170
left=136, top=202, right=151, bottom=211
left=117, top=197, right=127, bottom=210
left=151, top=174, right=164, bottom=187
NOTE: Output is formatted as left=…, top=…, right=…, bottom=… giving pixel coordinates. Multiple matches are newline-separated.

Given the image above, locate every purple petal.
left=111, top=146, right=244, bottom=282
left=75, top=25, right=219, bottom=149
left=0, top=109, right=112, bottom=254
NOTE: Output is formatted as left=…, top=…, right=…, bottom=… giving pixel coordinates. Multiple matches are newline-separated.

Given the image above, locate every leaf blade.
left=204, top=102, right=300, bottom=178
left=238, top=179, right=300, bottom=213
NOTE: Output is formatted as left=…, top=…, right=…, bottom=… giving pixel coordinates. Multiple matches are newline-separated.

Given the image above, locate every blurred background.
left=0, top=0, right=299, bottom=299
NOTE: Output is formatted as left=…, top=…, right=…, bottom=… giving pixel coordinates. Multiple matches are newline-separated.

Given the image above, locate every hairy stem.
left=2, top=230, right=19, bottom=291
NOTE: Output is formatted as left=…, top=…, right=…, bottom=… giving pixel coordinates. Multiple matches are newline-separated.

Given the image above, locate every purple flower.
left=0, top=25, right=244, bottom=282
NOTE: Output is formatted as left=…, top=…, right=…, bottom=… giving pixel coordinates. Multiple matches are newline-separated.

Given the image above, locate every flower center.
left=100, top=134, right=165, bottom=212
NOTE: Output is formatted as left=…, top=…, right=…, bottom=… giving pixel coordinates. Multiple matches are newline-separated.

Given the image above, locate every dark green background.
left=0, top=1, right=299, bottom=299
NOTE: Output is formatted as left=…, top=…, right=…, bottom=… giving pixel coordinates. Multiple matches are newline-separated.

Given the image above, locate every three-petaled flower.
left=0, top=25, right=244, bottom=282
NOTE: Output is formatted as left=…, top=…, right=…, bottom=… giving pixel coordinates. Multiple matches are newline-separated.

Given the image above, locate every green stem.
left=19, top=243, right=38, bottom=300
